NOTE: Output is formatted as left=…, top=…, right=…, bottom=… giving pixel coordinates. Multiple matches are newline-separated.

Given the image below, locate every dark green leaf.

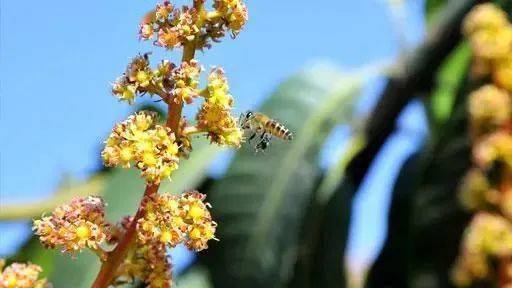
left=429, top=43, right=471, bottom=135
left=202, top=65, right=362, bottom=288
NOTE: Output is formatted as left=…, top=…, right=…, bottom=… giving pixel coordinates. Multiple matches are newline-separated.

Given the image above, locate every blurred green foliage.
left=365, top=1, right=511, bottom=288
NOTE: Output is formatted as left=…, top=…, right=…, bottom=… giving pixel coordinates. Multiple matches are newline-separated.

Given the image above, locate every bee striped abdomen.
left=265, top=120, right=293, bottom=141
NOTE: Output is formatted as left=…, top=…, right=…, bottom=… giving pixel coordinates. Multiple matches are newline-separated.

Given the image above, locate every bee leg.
left=254, top=133, right=271, bottom=153
left=248, top=132, right=257, bottom=143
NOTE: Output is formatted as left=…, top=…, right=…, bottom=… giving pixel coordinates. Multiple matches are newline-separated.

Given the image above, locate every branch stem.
left=91, top=184, right=159, bottom=288
left=91, top=2, right=202, bottom=286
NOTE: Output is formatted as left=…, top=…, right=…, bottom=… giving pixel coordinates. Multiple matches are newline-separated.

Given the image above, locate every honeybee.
left=239, top=111, right=293, bottom=152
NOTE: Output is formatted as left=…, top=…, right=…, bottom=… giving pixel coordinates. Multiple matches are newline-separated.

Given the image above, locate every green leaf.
left=9, top=140, right=222, bottom=288
left=287, top=135, right=364, bottom=288
left=202, top=64, right=362, bottom=287
left=429, top=43, right=471, bottom=135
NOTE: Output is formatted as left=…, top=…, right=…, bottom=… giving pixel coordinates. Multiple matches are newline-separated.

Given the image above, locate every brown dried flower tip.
left=0, top=260, right=51, bottom=288
left=137, top=191, right=217, bottom=251
left=32, top=196, right=110, bottom=255
left=102, top=111, right=180, bottom=184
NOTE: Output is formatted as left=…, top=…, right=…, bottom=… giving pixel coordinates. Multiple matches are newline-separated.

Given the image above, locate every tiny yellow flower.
left=188, top=204, right=205, bottom=219
left=76, top=225, right=91, bottom=240
left=102, top=111, right=180, bottom=184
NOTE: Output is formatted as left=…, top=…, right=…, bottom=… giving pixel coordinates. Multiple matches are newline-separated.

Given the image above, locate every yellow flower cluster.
left=212, top=0, right=249, bottom=37
left=137, top=191, right=217, bottom=252
left=454, top=5, right=512, bottom=287
left=170, top=60, right=201, bottom=104
left=196, top=68, right=244, bottom=147
left=102, top=111, right=180, bottom=184
left=116, top=239, right=172, bottom=288
left=468, top=85, right=511, bottom=136
left=157, top=6, right=199, bottom=49
left=32, top=196, right=110, bottom=255
left=453, top=213, right=512, bottom=286
left=463, top=3, right=512, bottom=91
left=140, top=0, right=248, bottom=49
left=0, top=260, right=50, bottom=288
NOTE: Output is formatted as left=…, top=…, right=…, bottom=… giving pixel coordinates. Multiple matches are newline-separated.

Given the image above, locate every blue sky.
left=1, top=0, right=427, bottom=274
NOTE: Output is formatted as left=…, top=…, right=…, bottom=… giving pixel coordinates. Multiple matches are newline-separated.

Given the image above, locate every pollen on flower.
left=101, top=111, right=180, bottom=184
left=137, top=191, right=217, bottom=251
left=0, top=260, right=50, bottom=288
left=196, top=68, right=243, bottom=147
left=32, top=196, right=110, bottom=255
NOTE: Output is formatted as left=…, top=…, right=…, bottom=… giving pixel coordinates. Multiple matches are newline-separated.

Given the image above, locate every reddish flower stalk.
left=91, top=184, right=159, bottom=288
left=92, top=16, right=198, bottom=288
